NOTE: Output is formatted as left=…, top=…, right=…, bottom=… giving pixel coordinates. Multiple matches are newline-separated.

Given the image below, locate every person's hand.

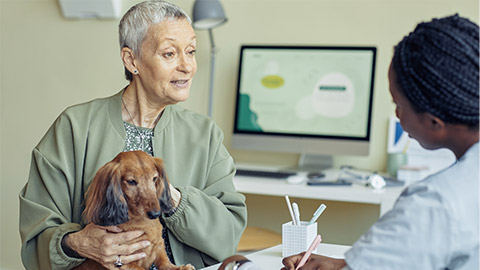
left=169, top=183, right=181, bottom=208
left=64, top=223, right=151, bottom=269
left=218, top=255, right=249, bottom=270
left=282, top=253, right=347, bottom=270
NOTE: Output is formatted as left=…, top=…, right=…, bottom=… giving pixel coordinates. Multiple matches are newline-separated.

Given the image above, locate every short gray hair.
left=119, top=0, right=191, bottom=80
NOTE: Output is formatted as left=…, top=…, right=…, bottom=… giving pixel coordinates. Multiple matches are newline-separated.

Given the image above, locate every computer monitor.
left=231, top=45, right=377, bottom=169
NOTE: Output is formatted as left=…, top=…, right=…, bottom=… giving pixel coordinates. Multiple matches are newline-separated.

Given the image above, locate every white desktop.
left=200, top=243, right=351, bottom=270
left=233, top=166, right=404, bottom=216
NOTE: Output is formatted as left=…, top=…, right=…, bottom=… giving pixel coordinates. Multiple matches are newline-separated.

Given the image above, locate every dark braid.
left=392, top=14, right=479, bottom=128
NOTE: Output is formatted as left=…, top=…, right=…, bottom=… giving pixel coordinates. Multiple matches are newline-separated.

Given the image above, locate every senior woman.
left=19, top=1, right=247, bottom=269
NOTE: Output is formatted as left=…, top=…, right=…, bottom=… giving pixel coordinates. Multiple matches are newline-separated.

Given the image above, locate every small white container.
left=282, top=221, right=318, bottom=257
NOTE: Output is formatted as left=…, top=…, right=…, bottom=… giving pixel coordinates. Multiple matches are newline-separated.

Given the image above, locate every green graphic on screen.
left=236, top=48, right=374, bottom=138
left=237, top=94, right=263, bottom=131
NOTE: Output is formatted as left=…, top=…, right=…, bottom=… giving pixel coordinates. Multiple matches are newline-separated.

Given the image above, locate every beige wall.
left=1, top=0, right=477, bottom=269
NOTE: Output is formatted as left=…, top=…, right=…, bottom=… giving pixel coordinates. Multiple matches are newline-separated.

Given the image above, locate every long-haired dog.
left=75, top=151, right=194, bottom=270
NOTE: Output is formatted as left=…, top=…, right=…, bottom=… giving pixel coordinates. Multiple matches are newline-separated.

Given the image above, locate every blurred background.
left=1, top=0, right=478, bottom=269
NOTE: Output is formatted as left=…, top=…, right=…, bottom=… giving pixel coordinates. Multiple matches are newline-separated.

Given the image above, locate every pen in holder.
left=282, top=221, right=318, bottom=257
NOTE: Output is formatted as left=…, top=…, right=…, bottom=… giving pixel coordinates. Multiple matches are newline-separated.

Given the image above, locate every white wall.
left=1, top=0, right=478, bottom=269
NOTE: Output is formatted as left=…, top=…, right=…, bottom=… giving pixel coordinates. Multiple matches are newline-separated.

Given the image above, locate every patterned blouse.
left=123, top=122, right=175, bottom=268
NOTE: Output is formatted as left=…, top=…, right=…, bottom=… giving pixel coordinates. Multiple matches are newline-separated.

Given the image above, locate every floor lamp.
left=192, top=0, right=227, bottom=117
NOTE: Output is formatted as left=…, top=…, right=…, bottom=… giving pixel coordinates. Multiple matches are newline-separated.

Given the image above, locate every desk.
left=233, top=175, right=404, bottom=216
left=200, top=243, right=350, bottom=270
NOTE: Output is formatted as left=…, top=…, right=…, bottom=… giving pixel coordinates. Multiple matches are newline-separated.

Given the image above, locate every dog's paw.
left=179, top=264, right=195, bottom=270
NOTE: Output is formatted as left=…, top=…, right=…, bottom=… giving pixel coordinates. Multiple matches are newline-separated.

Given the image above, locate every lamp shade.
left=192, top=0, right=227, bottom=29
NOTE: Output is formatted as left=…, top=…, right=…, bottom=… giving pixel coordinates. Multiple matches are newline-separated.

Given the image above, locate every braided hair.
left=392, top=14, right=479, bottom=128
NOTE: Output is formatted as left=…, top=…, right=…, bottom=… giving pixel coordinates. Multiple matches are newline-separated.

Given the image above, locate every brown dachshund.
left=75, top=151, right=194, bottom=270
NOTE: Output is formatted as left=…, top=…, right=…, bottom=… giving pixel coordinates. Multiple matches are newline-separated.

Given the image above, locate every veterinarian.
left=19, top=1, right=247, bottom=269
left=282, top=14, right=479, bottom=270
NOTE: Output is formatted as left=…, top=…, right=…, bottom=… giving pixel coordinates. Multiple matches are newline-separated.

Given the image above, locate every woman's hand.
left=218, top=255, right=249, bottom=270
left=169, top=183, right=181, bottom=208
left=282, top=253, right=347, bottom=270
left=63, top=223, right=151, bottom=269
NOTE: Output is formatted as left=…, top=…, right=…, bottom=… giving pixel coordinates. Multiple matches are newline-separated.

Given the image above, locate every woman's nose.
left=178, top=55, right=195, bottom=73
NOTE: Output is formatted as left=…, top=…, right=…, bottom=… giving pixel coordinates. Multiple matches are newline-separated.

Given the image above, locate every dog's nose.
left=147, top=210, right=162, bottom=219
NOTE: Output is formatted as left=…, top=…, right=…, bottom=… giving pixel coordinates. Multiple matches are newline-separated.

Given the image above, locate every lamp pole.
left=192, top=0, right=227, bottom=118
left=207, top=29, right=217, bottom=117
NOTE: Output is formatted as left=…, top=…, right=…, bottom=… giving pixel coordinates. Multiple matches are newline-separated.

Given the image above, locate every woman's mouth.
left=171, top=80, right=189, bottom=87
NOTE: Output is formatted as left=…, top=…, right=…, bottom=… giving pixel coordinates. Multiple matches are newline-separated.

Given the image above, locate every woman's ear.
left=426, top=113, right=446, bottom=131
left=423, top=113, right=450, bottom=143
left=121, top=47, right=138, bottom=75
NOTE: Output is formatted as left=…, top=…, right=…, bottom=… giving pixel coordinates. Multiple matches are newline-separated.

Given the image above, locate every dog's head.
left=83, top=151, right=174, bottom=226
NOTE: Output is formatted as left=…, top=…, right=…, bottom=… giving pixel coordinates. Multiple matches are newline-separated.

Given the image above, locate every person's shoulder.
left=167, top=105, right=226, bottom=142
left=169, top=105, right=210, bottom=120
left=402, top=144, right=479, bottom=212
left=168, top=105, right=217, bottom=128
left=62, top=92, right=118, bottom=117
left=42, top=91, right=120, bottom=138
left=405, top=166, right=466, bottom=198
left=425, top=143, right=478, bottom=187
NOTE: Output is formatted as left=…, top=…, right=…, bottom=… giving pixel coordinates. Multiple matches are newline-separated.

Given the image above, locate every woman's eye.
left=164, top=52, right=174, bottom=58
left=189, top=50, right=196, bottom=56
left=153, top=176, right=158, bottom=182
left=127, top=180, right=137, bottom=186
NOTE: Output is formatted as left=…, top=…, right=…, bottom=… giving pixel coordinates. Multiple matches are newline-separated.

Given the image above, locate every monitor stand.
left=298, top=153, right=333, bottom=171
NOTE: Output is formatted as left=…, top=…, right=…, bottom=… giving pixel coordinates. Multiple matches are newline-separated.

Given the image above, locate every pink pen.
left=295, top=235, right=322, bottom=270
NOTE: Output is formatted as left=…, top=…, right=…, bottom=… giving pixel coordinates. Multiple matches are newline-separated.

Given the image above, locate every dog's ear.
left=83, top=161, right=129, bottom=226
left=153, top=157, right=174, bottom=213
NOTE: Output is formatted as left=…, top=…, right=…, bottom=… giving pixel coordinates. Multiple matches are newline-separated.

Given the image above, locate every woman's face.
left=388, top=62, right=437, bottom=149
left=135, top=19, right=197, bottom=105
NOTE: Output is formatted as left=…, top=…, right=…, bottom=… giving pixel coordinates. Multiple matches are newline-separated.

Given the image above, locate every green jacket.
left=19, top=90, right=247, bottom=270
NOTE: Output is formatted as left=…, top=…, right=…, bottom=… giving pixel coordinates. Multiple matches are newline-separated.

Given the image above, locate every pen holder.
left=282, top=221, right=318, bottom=257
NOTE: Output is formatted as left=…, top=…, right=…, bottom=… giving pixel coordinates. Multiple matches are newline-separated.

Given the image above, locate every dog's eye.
left=127, top=180, right=137, bottom=186
left=153, top=176, right=158, bottom=182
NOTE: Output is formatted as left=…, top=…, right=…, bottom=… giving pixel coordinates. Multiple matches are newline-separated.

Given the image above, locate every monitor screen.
left=232, top=45, right=377, bottom=168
